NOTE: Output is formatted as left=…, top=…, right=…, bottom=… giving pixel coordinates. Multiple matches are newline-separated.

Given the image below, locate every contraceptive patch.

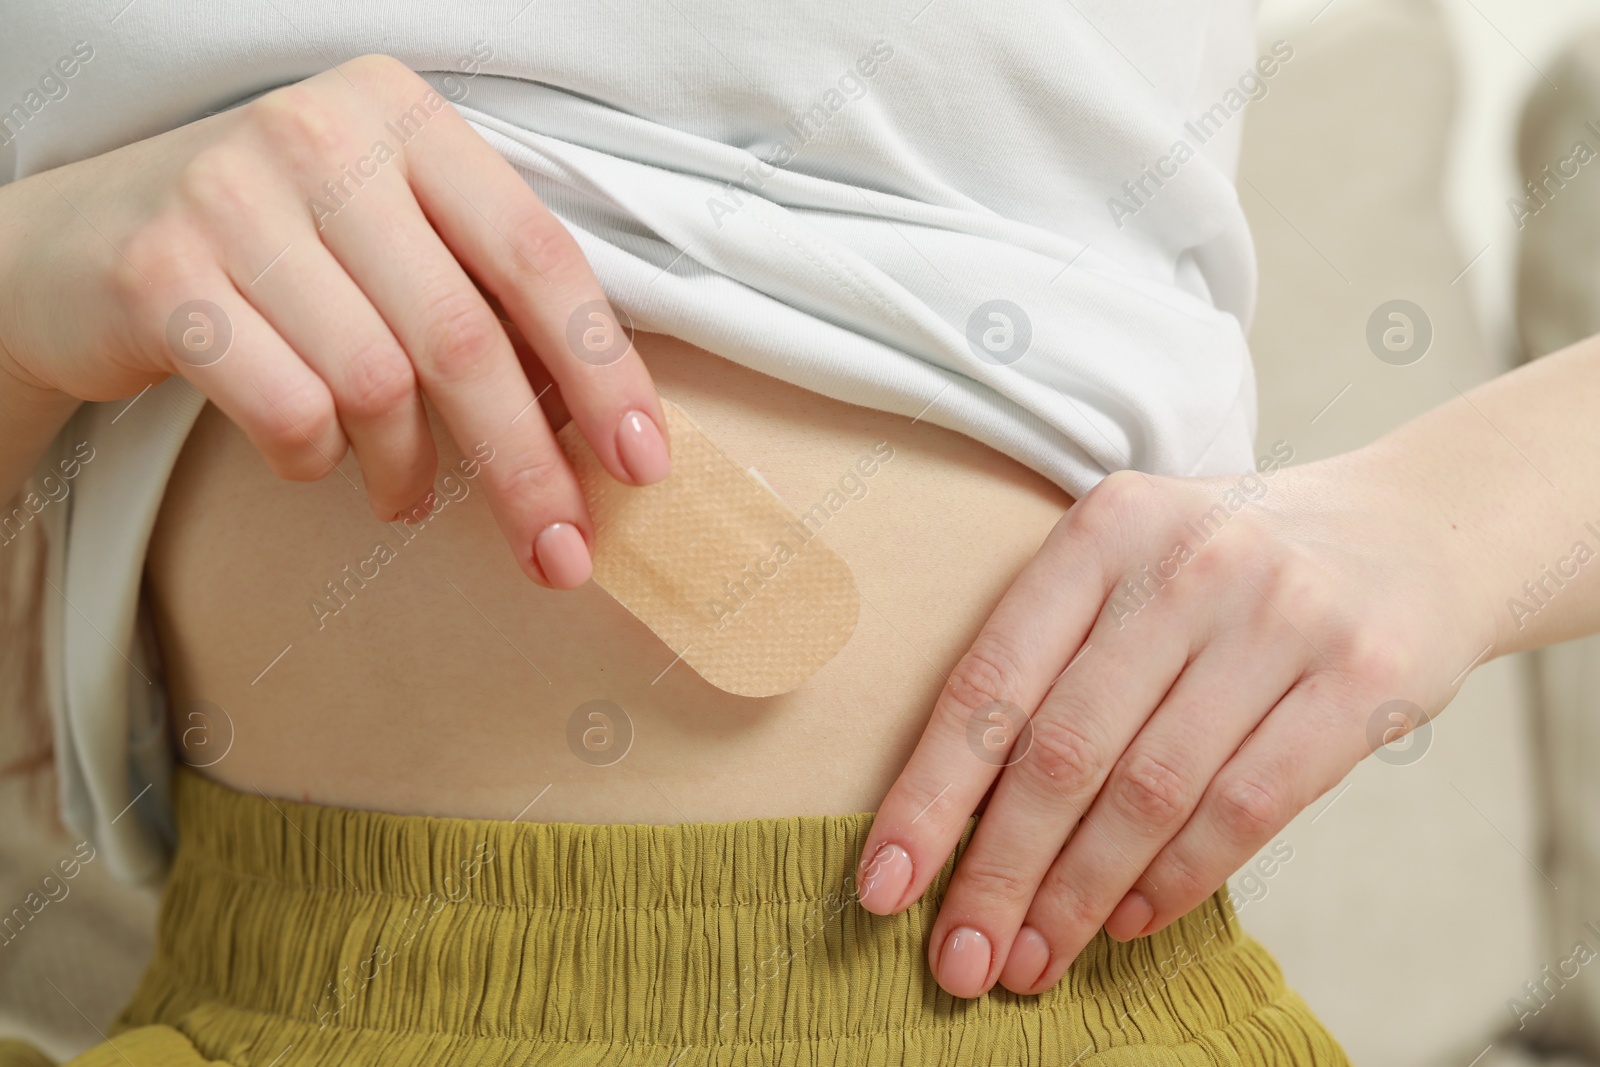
left=556, top=399, right=859, bottom=697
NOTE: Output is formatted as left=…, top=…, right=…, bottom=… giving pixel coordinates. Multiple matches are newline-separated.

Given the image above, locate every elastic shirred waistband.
left=104, top=768, right=1347, bottom=1066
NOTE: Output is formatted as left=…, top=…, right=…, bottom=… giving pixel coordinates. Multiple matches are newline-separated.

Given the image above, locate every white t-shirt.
left=4, top=0, right=1265, bottom=882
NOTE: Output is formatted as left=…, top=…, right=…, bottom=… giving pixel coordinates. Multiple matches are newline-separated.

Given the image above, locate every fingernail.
left=1001, top=925, right=1051, bottom=991
left=937, top=926, right=992, bottom=998
left=534, top=522, right=592, bottom=589
left=857, top=843, right=913, bottom=914
left=615, top=409, right=671, bottom=485
left=1108, top=891, right=1155, bottom=941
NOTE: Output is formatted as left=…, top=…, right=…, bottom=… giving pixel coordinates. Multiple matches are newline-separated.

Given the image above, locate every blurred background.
left=7, top=0, right=1600, bottom=1063
left=1237, top=0, right=1600, bottom=1064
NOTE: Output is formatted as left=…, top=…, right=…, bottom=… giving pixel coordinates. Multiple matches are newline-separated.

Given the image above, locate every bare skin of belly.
left=146, top=333, right=1073, bottom=824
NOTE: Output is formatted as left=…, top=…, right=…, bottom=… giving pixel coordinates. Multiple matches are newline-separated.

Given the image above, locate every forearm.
left=1350, top=331, right=1600, bottom=658
left=0, top=172, right=83, bottom=503
left=0, top=350, right=80, bottom=507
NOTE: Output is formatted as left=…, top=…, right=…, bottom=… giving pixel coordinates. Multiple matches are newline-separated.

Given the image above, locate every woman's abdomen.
left=145, top=332, right=1072, bottom=823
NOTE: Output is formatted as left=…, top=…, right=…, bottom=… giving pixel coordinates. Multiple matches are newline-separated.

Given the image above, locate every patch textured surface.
left=558, top=400, right=857, bottom=697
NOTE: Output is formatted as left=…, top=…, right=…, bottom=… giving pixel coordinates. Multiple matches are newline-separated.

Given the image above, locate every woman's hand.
left=854, top=445, right=1498, bottom=998
left=0, top=54, right=668, bottom=588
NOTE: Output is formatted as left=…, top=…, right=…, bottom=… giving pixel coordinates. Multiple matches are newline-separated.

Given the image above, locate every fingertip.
left=856, top=842, right=914, bottom=914
left=392, top=488, right=436, bottom=524
left=998, top=925, right=1051, bottom=994
left=1105, top=890, right=1155, bottom=942
left=615, top=408, right=670, bottom=486
left=1141, top=915, right=1174, bottom=939
left=933, top=925, right=992, bottom=999
left=268, top=435, right=348, bottom=483
left=533, top=521, right=592, bottom=589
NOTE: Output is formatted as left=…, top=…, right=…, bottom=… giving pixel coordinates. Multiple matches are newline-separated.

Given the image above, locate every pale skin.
left=857, top=342, right=1600, bottom=996
left=0, top=55, right=672, bottom=592
left=4, top=54, right=1600, bottom=1004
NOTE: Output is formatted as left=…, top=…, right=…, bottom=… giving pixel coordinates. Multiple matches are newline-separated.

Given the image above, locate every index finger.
left=855, top=492, right=1120, bottom=915
left=390, top=67, right=671, bottom=489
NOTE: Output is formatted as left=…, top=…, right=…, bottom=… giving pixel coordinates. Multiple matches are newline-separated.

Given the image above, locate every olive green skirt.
left=42, top=768, right=1347, bottom=1065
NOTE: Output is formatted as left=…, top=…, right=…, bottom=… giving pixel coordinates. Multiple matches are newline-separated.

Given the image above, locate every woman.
left=7, top=2, right=1581, bottom=1064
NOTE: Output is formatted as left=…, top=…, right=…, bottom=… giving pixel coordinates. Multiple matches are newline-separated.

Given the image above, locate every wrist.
left=1286, top=438, right=1506, bottom=675
left=0, top=180, right=83, bottom=499
left=0, top=175, right=77, bottom=402
left=1344, top=427, right=1530, bottom=667
left=0, top=180, right=38, bottom=388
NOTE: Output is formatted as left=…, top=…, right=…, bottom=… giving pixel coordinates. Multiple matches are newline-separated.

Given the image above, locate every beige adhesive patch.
left=556, top=399, right=858, bottom=698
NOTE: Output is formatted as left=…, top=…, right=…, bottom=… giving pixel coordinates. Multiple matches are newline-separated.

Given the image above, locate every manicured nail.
left=534, top=522, right=592, bottom=589
left=615, top=409, right=670, bottom=485
left=1001, top=925, right=1051, bottom=991
left=857, top=843, right=913, bottom=914
left=1108, top=890, right=1155, bottom=941
left=937, top=926, right=992, bottom=998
